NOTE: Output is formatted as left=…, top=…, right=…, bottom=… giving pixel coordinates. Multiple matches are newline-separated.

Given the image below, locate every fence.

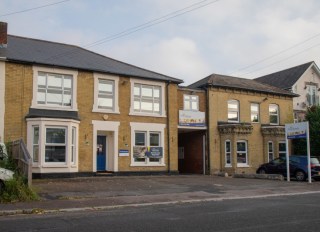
left=11, top=139, right=32, bottom=186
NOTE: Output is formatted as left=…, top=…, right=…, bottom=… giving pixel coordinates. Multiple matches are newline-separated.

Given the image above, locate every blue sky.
left=1, top=0, right=320, bottom=85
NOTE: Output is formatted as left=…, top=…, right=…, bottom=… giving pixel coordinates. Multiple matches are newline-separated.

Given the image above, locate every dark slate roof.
left=0, top=35, right=183, bottom=84
left=25, top=108, right=80, bottom=121
left=254, top=62, right=313, bottom=90
left=188, top=73, right=297, bottom=97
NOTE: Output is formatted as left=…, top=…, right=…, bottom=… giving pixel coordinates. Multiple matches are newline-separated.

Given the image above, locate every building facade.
left=0, top=22, right=183, bottom=177
left=255, top=62, right=320, bottom=122
left=188, top=74, right=296, bottom=175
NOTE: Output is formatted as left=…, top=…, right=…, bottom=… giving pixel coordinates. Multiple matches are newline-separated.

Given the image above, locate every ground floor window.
left=130, top=122, right=165, bottom=166
left=225, top=140, right=232, bottom=167
left=268, top=141, right=274, bottom=162
left=279, top=141, right=286, bottom=158
left=237, top=140, right=248, bottom=167
left=27, top=119, right=79, bottom=169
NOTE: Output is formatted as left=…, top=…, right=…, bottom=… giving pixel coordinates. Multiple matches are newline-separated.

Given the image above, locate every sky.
left=1, top=0, right=320, bottom=85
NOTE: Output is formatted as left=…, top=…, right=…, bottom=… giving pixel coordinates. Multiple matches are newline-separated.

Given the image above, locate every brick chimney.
left=0, top=22, right=8, bottom=48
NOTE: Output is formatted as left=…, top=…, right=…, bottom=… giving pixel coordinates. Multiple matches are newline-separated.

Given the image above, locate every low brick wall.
left=233, top=173, right=284, bottom=181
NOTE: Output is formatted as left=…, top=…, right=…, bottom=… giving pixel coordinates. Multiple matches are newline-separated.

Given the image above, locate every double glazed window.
left=184, top=95, right=199, bottom=111
left=134, top=131, right=162, bottom=164
left=306, top=85, right=318, bottom=106
left=251, top=103, right=259, bottom=123
left=268, top=141, right=274, bottom=162
left=237, top=141, right=248, bottom=166
left=37, top=72, right=72, bottom=107
left=225, top=140, right=232, bottom=167
left=279, top=142, right=286, bottom=159
left=228, top=100, right=239, bottom=122
left=97, top=79, right=114, bottom=110
left=134, top=84, right=161, bottom=114
left=269, top=104, right=279, bottom=125
left=32, top=126, right=39, bottom=162
left=45, top=127, right=67, bottom=163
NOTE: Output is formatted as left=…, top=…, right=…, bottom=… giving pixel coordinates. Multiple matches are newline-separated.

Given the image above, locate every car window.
left=272, top=158, right=285, bottom=164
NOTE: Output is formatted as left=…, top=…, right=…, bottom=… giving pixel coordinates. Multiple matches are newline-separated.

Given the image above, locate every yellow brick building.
left=0, top=24, right=182, bottom=177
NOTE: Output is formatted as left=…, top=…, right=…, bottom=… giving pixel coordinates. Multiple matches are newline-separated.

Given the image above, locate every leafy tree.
left=293, top=106, right=320, bottom=156
left=305, top=106, right=320, bottom=156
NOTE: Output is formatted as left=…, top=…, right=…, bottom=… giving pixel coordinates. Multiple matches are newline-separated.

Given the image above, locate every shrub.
left=0, top=142, right=38, bottom=203
left=0, top=175, right=38, bottom=203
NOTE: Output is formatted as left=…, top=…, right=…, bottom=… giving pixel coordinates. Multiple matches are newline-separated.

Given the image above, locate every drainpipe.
left=205, top=85, right=211, bottom=175
left=166, top=81, right=171, bottom=173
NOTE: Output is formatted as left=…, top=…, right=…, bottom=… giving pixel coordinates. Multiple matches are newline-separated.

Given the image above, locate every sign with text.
left=179, top=110, right=206, bottom=127
left=133, top=146, right=163, bottom=158
left=119, top=149, right=129, bottom=157
left=285, top=122, right=308, bottom=139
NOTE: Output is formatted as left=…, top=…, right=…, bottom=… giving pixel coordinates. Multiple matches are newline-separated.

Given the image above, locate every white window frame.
left=278, top=141, right=286, bottom=158
left=45, top=126, right=67, bottom=164
left=228, top=100, right=239, bottom=123
left=269, top=104, right=279, bottom=125
left=250, top=103, right=260, bottom=123
left=307, top=85, right=318, bottom=106
left=92, top=73, right=119, bottom=114
left=130, top=122, right=166, bottom=166
left=225, top=140, right=232, bottom=167
left=27, top=118, right=79, bottom=172
left=32, top=66, right=78, bottom=111
left=236, top=140, right=248, bottom=167
left=268, top=141, right=274, bottom=162
left=129, top=78, right=166, bottom=117
left=32, top=126, right=39, bottom=163
left=183, top=94, right=199, bottom=111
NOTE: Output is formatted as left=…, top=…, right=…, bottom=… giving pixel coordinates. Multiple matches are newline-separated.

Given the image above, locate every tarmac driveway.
left=1, top=175, right=320, bottom=215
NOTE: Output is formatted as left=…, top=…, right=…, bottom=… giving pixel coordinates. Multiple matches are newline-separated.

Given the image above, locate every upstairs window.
left=134, top=84, right=161, bottom=114
left=269, top=104, right=279, bottom=125
left=98, top=79, right=114, bottom=110
left=93, top=74, right=119, bottom=113
left=251, top=103, right=259, bottom=123
left=306, top=85, right=319, bottom=106
left=37, top=72, right=72, bottom=107
left=184, top=95, right=199, bottom=111
left=228, top=100, right=239, bottom=122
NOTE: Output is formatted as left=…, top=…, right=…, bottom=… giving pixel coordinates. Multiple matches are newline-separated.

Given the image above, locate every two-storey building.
left=0, top=22, right=183, bottom=177
left=185, top=74, right=297, bottom=174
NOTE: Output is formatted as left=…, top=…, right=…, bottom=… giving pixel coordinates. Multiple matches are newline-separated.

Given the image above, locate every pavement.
left=1, top=175, right=320, bottom=216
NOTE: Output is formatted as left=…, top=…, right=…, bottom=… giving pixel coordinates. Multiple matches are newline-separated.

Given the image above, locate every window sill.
left=225, top=165, right=232, bottom=168
left=129, top=112, right=166, bottom=118
left=237, top=164, right=250, bottom=168
left=130, top=163, right=166, bottom=167
left=42, top=163, right=68, bottom=168
left=31, top=105, right=78, bottom=112
left=92, top=109, right=120, bottom=114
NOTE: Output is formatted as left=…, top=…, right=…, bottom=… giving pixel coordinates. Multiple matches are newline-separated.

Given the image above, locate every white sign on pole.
left=285, top=121, right=311, bottom=183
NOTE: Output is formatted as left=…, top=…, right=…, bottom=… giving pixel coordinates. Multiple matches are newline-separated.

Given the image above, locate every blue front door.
left=97, top=135, right=106, bottom=171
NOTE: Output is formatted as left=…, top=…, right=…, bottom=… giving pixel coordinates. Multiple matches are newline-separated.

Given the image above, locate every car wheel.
left=295, top=170, right=306, bottom=181
left=0, top=180, right=4, bottom=193
left=258, top=169, right=266, bottom=174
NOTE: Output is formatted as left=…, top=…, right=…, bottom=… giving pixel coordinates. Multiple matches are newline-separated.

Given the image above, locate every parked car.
left=256, top=155, right=320, bottom=181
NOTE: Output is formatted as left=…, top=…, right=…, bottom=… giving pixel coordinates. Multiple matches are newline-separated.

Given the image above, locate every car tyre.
left=295, top=170, right=306, bottom=181
left=0, top=180, right=4, bottom=193
left=258, top=169, right=266, bottom=174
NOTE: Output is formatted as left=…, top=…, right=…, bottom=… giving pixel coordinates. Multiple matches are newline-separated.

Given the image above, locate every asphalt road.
left=1, top=193, right=320, bottom=232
